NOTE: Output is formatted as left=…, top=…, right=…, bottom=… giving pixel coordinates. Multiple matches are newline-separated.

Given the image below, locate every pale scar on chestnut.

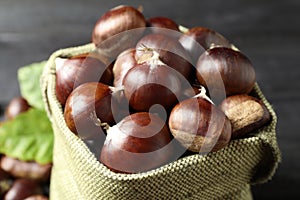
left=223, top=100, right=264, bottom=133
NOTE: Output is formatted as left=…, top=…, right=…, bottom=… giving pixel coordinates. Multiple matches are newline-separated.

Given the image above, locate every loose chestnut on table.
left=24, top=195, right=49, bottom=200
left=55, top=55, right=113, bottom=106
left=100, top=112, right=173, bottom=174
left=5, top=97, right=31, bottom=120
left=3, top=179, right=43, bottom=200
left=0, top=156, right=52, bottom=182
left=0, top=168, right=12, bottom=198
left=219, top=94, right=271, bottom=139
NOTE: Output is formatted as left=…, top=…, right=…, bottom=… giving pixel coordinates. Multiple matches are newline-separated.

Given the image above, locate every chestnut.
left=135, top=33, right=193, bottom=79
left=196, top=47, right=256, bottom=97
left=100, top=112, right=173, bottom=173
left=181, top=84, right=202, bottom=100
left=64, top=82, right=119, bottom=140
left=122, top=62, right=182, bottom=112
left=112, top=48, right=137, bottom=87
left=0, top=168, right=11, bottom=181
left=146, top=17, right=179, bottom=35
left=0, top=156, right=52, bottom=181
left=169, top=87, right=232, bottom=153
left=0, top=168, right=12, bottom=198
left=4, top=179, right=43, bottom=200
left=219, top=94, right=271, bottom=138
left=92, top=5, right=146, bottom=57
left=55, top=55, right=113, bottom=106
left=24, top=195, right=49, bottom=200
left=179, top=27, right=232, bottom=63
left=5, top=97, right=31, bottom=120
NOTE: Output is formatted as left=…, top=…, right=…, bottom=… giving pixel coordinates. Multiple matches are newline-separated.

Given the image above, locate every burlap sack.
left=41, top=43, right=281, bottom=200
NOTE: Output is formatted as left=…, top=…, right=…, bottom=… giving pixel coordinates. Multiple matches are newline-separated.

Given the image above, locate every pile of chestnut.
left=0, top=97, right=50, bottom=200
left=56, top=5, right=271, bottom=174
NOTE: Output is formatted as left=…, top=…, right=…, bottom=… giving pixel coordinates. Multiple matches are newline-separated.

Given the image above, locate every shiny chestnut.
left=100, top=112, right=173, bottom=173
left=179, top=27, right=232, bottom=63
left=0, top=168, right=11, bottom=198
left=122, top=61, right=182, bottom=112
left=135, top=33, right=193, bottom=79
left=113, top=48, right=137, bottom=87
left=0, top=156, right=52, bottom=181
left=92, top=5, right=146, bottom=57
left=169, top=89, right=232, bottom=153
left=5, top=97, right=31, bottom=120
left=146, top=16, right=179, bottom=36
left=4, top=179, right=43, bottom=200
left=196, top=47, right=256, bottom=97
left=24, top=195, right=49, bottom=200
left=55, top=55, right=112, bottom=106
left=64, top=82, right=119, bottom=140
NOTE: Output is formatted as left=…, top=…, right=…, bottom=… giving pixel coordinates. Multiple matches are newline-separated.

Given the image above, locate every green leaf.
left=0, top=108, right=53, bottom=164
left=18, top=61, right=47, bottom=110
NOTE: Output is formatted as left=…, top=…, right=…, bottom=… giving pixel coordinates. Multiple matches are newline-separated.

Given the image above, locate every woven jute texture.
left=41, top=43, right=281, bottom=200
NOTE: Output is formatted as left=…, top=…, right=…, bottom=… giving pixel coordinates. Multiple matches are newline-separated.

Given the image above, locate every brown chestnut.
left=5, top=97, right=31, bottom=120
left=112, top=48, right=137, bottom=87
left=92, top=5, right=146, bottom=57
left=146, top=17, right=179, bottom=35
left=169, top=87, right=232, bottom=153
left=4, top=179, right=43, bottom=200
left=100, top=112, right=173, bottom=173
left=0, top=168, right=11, bottom=181
left=64, top=82, right=119, bottom=139
left=135, top=33, right=193, bottom=79
left=0, top=168, right=12, bottom=198
left=122, top=61, right=182, bottom=112
left=196, top=47, right=256, bottom=97
left=24, top=195, right=49, bottom=200
left=181, top=83, right=202, bottom=100
left=147, top=17, right=179, bottom=30
left=219, top=94, right=271, bottom=138
left=55, top=55, right=113, bottom=106
left=179, top=27, right=232, bottom=63
left=0, top=156, right=52, bottom=181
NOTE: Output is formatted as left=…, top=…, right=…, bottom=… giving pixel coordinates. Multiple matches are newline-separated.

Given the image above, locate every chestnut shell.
left=4, top=179, right=43, bottom=200
left=5, top=97, right=31, bottom=120
left=169, top=97, right=232, bottom=153
left=112, top=48, right=137, bottom=87
left=92, top=5, right=146, bottom=57
left=0, top=156, right=52, bottom=181
left=180, top=27, right=231, bottom=49
left=196, top=47, right=256, bottom=96
left=135, top=33, right=193, bottom=80
left=179, top=27, right=232, bottom=64
left=146, top=16, right=179, bottom=36
left=64, top=82, right=117, bottom=139
left=219, top=94, right=271, bottom=138
left=92, top=6, right=146, bottom=46
left=100, top=112, right=173, bottom=173
left=55, top=55, right=112, bottom=106
left=122, top=63, right=181, bottom=112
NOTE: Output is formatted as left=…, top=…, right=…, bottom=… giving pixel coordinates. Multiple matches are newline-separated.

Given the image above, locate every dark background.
left=0, top=0, right=299, bottom=199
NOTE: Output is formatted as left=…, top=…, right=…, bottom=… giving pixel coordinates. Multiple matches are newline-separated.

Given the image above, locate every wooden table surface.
left=0, top=0, right=299, bottom=199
